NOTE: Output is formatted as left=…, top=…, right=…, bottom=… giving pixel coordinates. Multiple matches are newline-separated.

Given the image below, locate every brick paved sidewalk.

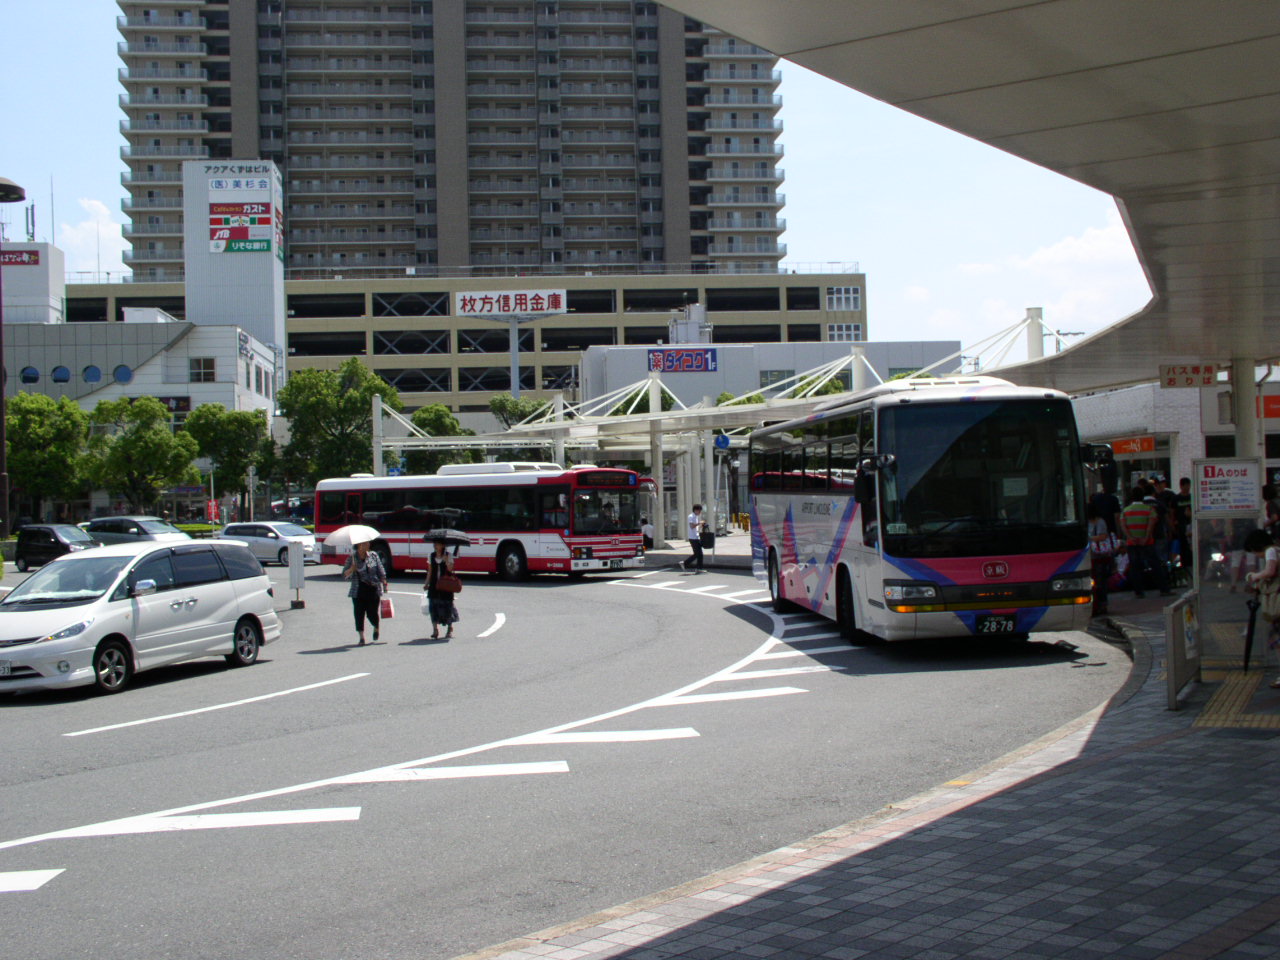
left=455, top=603, right=1280, bottom=960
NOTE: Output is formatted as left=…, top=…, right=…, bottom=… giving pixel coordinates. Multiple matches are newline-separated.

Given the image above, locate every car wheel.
left=15, top=556, right=28, bottom=572
left=93, top=640, right=133, bottom=694
left=226, top=617, right=261, bottom=667
left=278, top=547, right=289, bottom=566
left=498, top=544, right=528, bottom=582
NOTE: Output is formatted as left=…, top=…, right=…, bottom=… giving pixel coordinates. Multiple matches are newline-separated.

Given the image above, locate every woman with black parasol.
left=424, top=528, right=466, bottom=639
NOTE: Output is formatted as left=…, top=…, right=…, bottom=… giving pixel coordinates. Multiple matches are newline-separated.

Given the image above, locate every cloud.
left=903, top=285, right=931, bottom=303
left=57, top=198, right=128, bottom=279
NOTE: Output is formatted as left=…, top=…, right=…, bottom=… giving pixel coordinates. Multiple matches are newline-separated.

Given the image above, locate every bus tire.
left=836, top=567, right=857, bottom=641
left=498, top=543, right=528, bottom=582
left=373, top=541, right=393, bottom=578
left=768, top=551, right=794, bottom=613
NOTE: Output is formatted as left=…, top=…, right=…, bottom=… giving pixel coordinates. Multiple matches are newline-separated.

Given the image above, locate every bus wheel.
left=373, top=542, right=393, bottom=577
left=498, top=544, right=528, bottom=582
left=836, top=568, right=857, bottom=641
left=768, top=552, right=793, bottom=613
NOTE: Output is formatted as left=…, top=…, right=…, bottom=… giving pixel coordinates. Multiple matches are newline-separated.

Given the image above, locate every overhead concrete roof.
left=667, top=0, right=1280, bottom=393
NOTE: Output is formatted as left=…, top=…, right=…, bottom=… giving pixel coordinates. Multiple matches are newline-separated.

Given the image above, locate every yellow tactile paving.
left=1195, top=670, right=1280, bottom=729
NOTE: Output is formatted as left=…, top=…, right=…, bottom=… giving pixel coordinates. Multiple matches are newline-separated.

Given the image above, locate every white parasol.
left=324, top=524, right=381, bottom=551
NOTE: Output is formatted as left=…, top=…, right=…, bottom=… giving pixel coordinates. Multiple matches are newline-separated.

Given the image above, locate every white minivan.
left=0, top=540, right=283, bottom=695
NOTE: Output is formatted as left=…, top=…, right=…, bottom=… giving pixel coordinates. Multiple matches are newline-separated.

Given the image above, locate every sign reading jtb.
left=648, top=348, right=718, bottom=373
left=454, top=290, right=568, bottom=317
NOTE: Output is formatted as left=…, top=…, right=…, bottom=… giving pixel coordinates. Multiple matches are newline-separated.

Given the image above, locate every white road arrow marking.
left=0, top=869, right=64, bottom=892
left=478, top=613, right=506, bottom=638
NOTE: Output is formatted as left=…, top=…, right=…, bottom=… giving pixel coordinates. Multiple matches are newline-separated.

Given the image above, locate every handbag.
left=379, top=595, right=395, bottom=619
left=437, top=573, right=463, bottom=594
left=1258, top=576, right=1280, bottom=621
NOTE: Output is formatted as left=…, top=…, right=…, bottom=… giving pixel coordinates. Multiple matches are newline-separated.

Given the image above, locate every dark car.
left=14, top=524, right=102, bottom=571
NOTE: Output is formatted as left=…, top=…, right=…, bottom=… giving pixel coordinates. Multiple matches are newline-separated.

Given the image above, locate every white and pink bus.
left=316, top=463, right=646, bottom=579
left=749, top=377, right=1096, bottom=641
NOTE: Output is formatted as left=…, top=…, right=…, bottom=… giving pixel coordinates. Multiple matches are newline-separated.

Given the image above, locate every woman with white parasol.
left=329, top=525, right=388, bottom=646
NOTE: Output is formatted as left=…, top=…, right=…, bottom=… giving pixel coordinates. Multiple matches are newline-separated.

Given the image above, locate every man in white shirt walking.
left=684, top=503, right=706, bottom=573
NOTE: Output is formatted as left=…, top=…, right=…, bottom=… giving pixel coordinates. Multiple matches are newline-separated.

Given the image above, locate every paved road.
left=0, top=562, right=1127, bottom=960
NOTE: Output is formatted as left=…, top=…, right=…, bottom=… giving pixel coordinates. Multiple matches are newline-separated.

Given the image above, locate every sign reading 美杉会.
left=454, top=290, right=568, bottom=317
left=208, top=171, right=277, bottom=254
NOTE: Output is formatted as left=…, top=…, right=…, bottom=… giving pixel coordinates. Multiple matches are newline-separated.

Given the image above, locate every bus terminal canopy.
left=663, top=0, right=1280, bottom=394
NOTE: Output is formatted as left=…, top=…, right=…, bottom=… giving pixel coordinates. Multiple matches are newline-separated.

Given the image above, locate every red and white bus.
left=749, top=377, right=1097, bottom=641
left=315, top=463, right=647, bottom=579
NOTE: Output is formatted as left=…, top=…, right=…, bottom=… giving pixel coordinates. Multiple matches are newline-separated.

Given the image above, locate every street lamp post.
left=0, top=177, right=28, bottom=540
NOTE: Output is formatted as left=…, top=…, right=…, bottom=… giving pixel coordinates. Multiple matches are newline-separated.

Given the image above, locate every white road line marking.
left=653, top=687, right=807, bottom=706
left=334, top=761, right=569, bottom=783
left=512, top=728, right=699, bottom=745
left=645, top=580, right=688, bottom=588
left=684, top=584, right=734, bottom=595
left=721, top=589, right=770, bottom=599
left=760, top=645, right=852, bottom=659
left=63, top=674, right=372, bottom=737
left=35, top=809, right=362, bottom=843
left=725, top=665, right=852, bottom=680
left=477, top=613, right=506, bottom=638
left=0, top=870, right=64, bottom=892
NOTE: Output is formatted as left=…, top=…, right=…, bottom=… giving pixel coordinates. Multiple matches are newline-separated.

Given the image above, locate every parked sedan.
left=218, top=521, right=319, bottom=565
left=0, top=540, right=282, bottom=694
left=84, top=516, right=191, bottom=546
left=14, top=524, right=101, bottom=571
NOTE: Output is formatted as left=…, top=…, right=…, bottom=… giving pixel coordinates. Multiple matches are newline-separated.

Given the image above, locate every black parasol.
left=425, top=528, right=471, bottom=555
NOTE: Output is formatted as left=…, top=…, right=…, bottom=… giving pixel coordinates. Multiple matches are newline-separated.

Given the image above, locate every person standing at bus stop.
left=343, top=541, right=388, bottom=646
left=684, top=503, right=706, bottom=573
left=1120, top=486, right=1171, bottom=598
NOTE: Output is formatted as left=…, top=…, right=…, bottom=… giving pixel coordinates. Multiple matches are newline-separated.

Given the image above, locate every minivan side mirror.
left=132, top=578, right=158, bottom=597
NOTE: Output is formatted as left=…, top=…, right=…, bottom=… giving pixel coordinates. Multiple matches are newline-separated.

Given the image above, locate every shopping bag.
left=420, top=591, right=430, bottom=615
left=380, top=595, right=395, bottom=619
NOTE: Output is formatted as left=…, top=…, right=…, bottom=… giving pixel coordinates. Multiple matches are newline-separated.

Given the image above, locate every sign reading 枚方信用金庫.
left=454, top=290, right=568, bottom=316
left=647, top=348, right=718, bottom=373
left=1193, top=458, right=1262, bottom=515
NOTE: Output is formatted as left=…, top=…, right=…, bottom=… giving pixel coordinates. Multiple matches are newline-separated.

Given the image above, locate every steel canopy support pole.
left=1232, top=358, right=1260, bottom=465
left=372, top=393, right=384, bottom=476
left=552, top=392, right=565, bottom=467
left=509, top=316, right=520, bottom=399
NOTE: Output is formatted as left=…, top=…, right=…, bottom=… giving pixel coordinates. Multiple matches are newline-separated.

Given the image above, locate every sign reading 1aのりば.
left=454, top=290, right=568, bottom=317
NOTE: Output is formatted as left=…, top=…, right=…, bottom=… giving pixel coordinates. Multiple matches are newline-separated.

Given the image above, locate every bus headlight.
left=883, top=580, right=942, bottom=612
left=1050, top=572, right=1093, bottom=594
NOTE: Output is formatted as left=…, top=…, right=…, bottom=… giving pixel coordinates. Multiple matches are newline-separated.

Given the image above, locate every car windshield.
left=138, top=519, right=185, bottom=535
left=53, top=525, right=95, bottom=543
left=272, top=523, right=311, bottom=537
left=1, top=555, right=132, bottom=605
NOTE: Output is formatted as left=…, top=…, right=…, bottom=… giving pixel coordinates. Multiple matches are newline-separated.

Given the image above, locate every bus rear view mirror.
left=858, top=454, right=896, bottom=473
left=853, top=473, right=875, bottom=505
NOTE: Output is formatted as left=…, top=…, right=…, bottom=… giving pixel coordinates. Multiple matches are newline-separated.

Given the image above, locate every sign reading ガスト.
left=647, top=348, right=719, bottom=373
left=1159, top=363, right=1218, bottom=387
left=1194, top=458, right=1261, bottom=515
left=454, top=290, right=568, bottom=316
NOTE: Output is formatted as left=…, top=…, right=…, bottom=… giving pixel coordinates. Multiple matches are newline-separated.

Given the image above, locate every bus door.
left=847, top=412, right=879, bottom=619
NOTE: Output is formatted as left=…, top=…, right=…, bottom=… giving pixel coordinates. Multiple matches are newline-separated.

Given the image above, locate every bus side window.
left=858, top=411, right=878, bottom=547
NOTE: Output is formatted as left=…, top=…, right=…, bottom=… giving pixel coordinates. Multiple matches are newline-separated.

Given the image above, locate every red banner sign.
left=1112, top=435, right=1156, bottom=455
left=0, top=250, right=40, bottom=266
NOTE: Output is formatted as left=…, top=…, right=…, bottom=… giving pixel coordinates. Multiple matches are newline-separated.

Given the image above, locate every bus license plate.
left=975, top=615, right=1017, bottom=635
left=609, top=559, right=622, bottom=569
left=0, top=661, right=10, bottom=677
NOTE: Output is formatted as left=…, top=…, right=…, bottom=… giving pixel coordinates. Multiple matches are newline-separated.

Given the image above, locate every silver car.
left=218, top=521, right=319, bottom=565
left=84, top=515, right=191, bottom=546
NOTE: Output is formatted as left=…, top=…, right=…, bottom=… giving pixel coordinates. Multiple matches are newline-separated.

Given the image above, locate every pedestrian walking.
left=684, top=503, right=706, bottom=573
left=342, top=541, right=388, bottom=646
left=1119, top=486, right=1171, bottom=597
left=1087, top=501, right=1118, bottom=616
left=1243, top=529, right=1280, bottom=687
left=425, top=537, right=458, bottom=640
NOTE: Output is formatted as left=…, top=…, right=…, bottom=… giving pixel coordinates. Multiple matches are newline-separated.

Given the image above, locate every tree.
left=184, top=403, right=269, bottom=511
left=717, top=390, right=764, bottom=406
left=275, top=357, right=403, bottom=484
left=6, top=392, right=90, bottom=519
left=403, top=404, right=478, bottom=476
left=489, top=393, right=549, bottom=429
left=794, top=374, right=848, bottom=397
left=609, top=387, right=675, bottom=416
left=86, top=397, right=201, bottom=513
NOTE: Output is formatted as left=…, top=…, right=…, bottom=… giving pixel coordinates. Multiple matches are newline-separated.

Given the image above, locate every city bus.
left=748, top=377, right=1095, bottom=641
left=315, top=463, right=646, bottom=579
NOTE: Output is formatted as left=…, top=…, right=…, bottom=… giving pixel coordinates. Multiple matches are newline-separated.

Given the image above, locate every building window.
left=189, top=357, right=215, bottom=383
left=20, top=366, right=39, bottom=384
left=84, top=365, right=102, bottom=383
left=254, top=365, right=264, bottom=394
left=759, top=369, right=795, bottom=388
left=113, top=365, right=134, bottom=384
left=827, top=323, right=863, bottom=342
left=826, top=286, right=861, bottom=311
left=51, top=366, right=71, bottom=383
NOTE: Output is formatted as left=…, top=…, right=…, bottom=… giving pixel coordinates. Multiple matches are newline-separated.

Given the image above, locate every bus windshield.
left=573, top=487, right=642, bottom=534
left=878, top=399, right=1084, bottom=557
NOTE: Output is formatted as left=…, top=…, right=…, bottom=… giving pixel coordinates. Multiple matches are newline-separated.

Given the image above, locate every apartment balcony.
left=702, top=93, right=782, bottom=107
left=469, top=230, right=536, bottom=242
left=707, top=192, right=785, bottom=206
left=563, top=228, right=638, bottom=241
left=288, top=156, right=414, bottom=170
left=287, top=131, right=414, bottom=145
left=119, top=92, right=208, bottom=108
left=117, top=15, right=200, bottom=29
left=561, top=130, right=635, bottom=145
left=467, top=132, right=538, bottom=145
left=705, top=143, right=784, bottom=157
left=465, top=35, right=536, bottom=48
left=562, top=156, right=635, bottom=169
left=117, top=41, right=207, bottom=56
left=559, top=35, right=633, bottom=49
left=704, top=69, right=782, bottom=83
left=708, top=243, right=787, bottom=256
left=563, top=204, right=637, bottom=217
left=288, top=181, right=415, bottom=196
left=123, top=222, right=183, bottom=237
left=286, top=58, right=410, bottom=73
left=468, top=180, right=539, bottom=194
left=289, top=205, right=414, bottom=220
left=121, top=169, right=183, bottom=185
left=119, top=67, right=207, bottom=82
left=123, top=248, right=184, bottom=262
left=708, top=217, right=785, bottom=231
left=121, top=196, right=183, bottom=212
left=703, top=117, right=783, bottom=133
left=467, top=84, right=537, bottom=97
left=562, top=178, right=636, bottom=193
left=287, top=82, right=413, bottom=97
left=285, top=34, right=413, bottom=49
left=465, top=11, right=535, bottom=24
left=705, top=167, right=785, bottom=182
left=559, top=82, right=634, bottom=96
left=121, top=144, right=210, bottom=159
left=703, top=42, right=774, bottom=58
left=557, top=10, right=633, bottom=24
left=291, top=231, right=415, bottom=244
left=468, top=155, right=539, bottom=169
left=561, top=106, right=634, bottom=121
left=468, top=206, right=536, bottom=218
left=120, top=119, right=209, bottom=134
left=466, top=59, right=536, bottom=74
left=467, top=108, right=537, bottom=120
left=559, top=59, right=634, bottom=75
left=284, top=8, right=412, bottom=25
left=286, top=107, right=414, bottom=121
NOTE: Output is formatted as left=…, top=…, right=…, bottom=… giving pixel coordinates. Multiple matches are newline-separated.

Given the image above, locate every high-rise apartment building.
left=117, top=0, right=786, bottom=282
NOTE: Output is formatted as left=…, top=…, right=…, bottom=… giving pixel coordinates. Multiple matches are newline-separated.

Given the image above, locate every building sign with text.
left=647, top=348, right=719, bottom=373
left=1111, top=435, right=1156, bottom=456
left=0, top=250, right=39, bottom=266
left=206, top=163, right=283, bottom=259
left=1160, top=363, right=1218, bottom=387
left=1193, top=458, right=1261, bottom=515
left=454, top=290, right=568, bottom=317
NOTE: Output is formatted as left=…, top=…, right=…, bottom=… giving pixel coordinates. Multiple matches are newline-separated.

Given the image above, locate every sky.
left=2, top=1, right=1153, bottom=366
